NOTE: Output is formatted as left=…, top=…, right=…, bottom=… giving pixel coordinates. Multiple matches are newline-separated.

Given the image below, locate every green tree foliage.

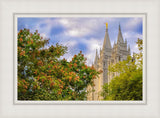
left=18, top=29, right=99, bottom=100
left=102, top=38, right=143, bottom=100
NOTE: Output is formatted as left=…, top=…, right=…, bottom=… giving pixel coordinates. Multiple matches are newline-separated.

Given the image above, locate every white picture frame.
left=0, top=0, right=160, bottom=118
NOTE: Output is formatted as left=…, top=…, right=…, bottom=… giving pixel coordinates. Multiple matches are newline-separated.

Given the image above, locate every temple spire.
left=94, top=49, right=98, bottom=65
left=119, top=23, right=121, bottom=31
left=102, top=22, right=111, bottom=50
left=125, top=38, right=127, bottom=43
left=128, top=45, right=131, bottom=54
left=96, top=49, right=98, bottom=56
left=117, top=24, right=124, bottom=44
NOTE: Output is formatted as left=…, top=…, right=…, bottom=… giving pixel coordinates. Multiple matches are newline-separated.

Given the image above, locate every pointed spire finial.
left=106, top=22, right=108, bottom=29
left=94, top=49, right=99, bottom=65
left=103, top=23, right=111, bottom=50
left=128, top=44, right=130, bottom=51
left=117, top=23, right=124, bottom=43
left=119, top=23, right=121, bottom=31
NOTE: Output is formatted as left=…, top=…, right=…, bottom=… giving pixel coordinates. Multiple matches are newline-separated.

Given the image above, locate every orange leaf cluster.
left=58, top=90, right=62, bottom=95
left=19, top=38, right=23, bottom=42
left=60, top=84, right=63, bottom=89
left=69, top=76, right=72, bottom=82
left=20, top=51, right=25, bottom=56
left=48, top=70, right=51, bottom=73
left=58, top=79, right=62, bottom=83
left=31, top=39, right=34, bottom=44
left=69, top=64, right=72, bottom=68
left=74, top=76, right=80, bottom=81
left=37, top=60, right=43, bottom=66
left=74, top=63, right=77, bottom=67
left=34, top=70, right=37, bottom=75
left=22, top=79, right=26, bottom=83
left=74, top=55, right=77, bottom=58
left=50, top=82, right=54, bottom=87
left=23, top=85, right=28, bottom=89
left=37, top=76, right=40, bottom=81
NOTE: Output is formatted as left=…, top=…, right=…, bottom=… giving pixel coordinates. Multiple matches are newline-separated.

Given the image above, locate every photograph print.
left=17, top=16, right=144, bottom=101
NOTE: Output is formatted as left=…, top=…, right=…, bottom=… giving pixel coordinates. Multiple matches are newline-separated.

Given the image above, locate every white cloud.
left=130, top=43, right=139, bottom=55
left=57, top=18, right=106, bottom=38
left=28, top=18, right=61, bottom=39
left=58, top=19, right=70, bottom=26
left=123, top=31, right=142, bottom=56
left=59, top=37, right=103, bottom=66
left=78, top=38, right=103, bottom=66
left=40, top=33, right=47, bottom=39
left=123, top=18, right=142, bottom=31
left=123, top=31, right=142, bottom=44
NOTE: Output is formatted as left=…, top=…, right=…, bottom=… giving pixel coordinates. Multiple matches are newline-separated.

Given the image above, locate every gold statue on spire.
left=106, top=22, right=108, bottom=29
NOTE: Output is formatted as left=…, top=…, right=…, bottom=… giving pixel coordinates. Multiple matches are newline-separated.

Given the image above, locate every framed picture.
left=0, top=0, right=160, bottom=118
left=14, top=13, right=146, bottom=105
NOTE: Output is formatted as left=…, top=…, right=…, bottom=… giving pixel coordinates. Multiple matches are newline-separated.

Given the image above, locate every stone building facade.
left=87, top=23, right=131, bottom=100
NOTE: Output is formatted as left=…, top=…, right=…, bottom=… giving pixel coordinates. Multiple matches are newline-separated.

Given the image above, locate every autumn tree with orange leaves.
left=18, top=29, right=99, bottom=100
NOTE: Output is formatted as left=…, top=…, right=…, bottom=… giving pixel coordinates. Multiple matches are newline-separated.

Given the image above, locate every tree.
left=18, top=29, right=99, bottom=100
left=101, top=38, right=143, bottom=100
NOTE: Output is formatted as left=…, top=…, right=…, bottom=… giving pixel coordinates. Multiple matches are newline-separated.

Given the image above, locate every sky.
left=18, top=17, right=143, bottom=66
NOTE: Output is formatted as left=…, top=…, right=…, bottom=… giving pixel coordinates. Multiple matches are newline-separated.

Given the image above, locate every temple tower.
left=87, top=23, right=131, bottom=100
left=101, top=23, right=112, bottom=84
